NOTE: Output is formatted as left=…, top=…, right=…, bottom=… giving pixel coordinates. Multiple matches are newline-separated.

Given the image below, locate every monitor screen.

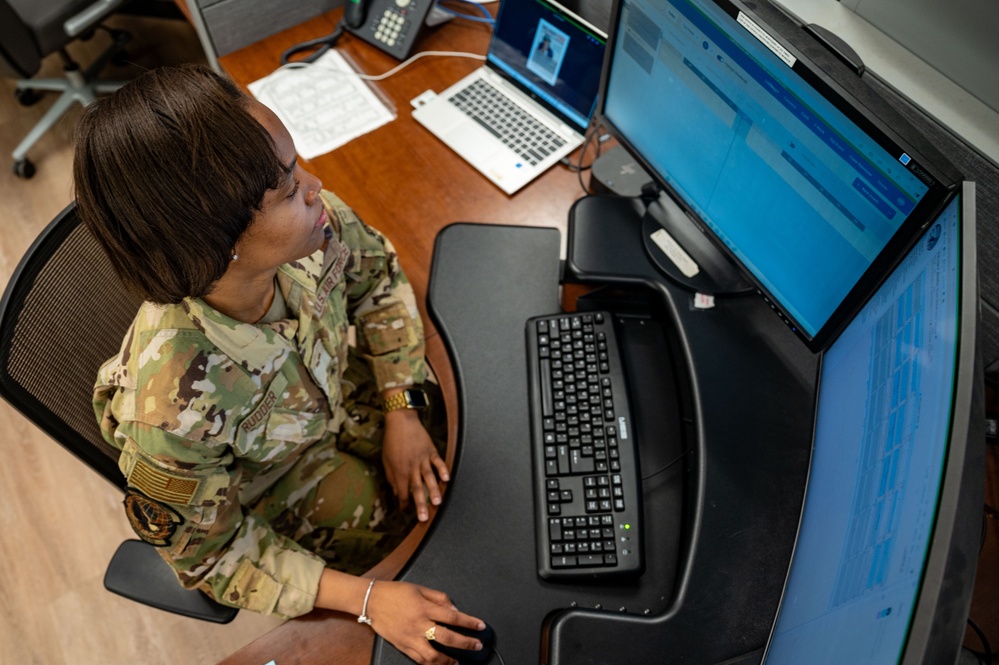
left=598, top=0, right=955, bottom=348
left=488, top=0, right=607, bottom=131
left=762, top=191, right=965, bottom=663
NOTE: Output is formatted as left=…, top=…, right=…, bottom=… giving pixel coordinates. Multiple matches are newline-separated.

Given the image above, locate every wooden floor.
left=1, top=12, right=997, bottom=665
left=0, top=15, right=284, bottom=665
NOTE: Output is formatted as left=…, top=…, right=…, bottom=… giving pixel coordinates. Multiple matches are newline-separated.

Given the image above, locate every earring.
left=231, top=253, right=238, bottom=261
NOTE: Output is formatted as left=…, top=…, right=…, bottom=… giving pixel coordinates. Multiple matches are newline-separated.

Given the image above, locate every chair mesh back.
left=0, top=204, right=142, bottom=488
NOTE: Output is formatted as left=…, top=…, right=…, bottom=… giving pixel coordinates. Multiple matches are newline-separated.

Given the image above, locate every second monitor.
left=597, top=0, right=962, bottom=350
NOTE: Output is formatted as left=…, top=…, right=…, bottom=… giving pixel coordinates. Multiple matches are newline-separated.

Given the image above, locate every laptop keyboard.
left=448, top=78, right=567, bottom=167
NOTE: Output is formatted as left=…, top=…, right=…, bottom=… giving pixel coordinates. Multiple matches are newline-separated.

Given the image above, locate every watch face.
left=406, top=389, right=429, bottom=409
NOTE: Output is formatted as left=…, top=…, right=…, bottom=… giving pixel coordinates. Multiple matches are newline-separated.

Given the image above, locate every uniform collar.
left=180, top=246, right=329, bottom=375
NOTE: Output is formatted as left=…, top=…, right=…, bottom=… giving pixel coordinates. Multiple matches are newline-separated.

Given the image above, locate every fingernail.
left=419, top=511, right=428, bottom=521
left=474, top=642, right=483, bottom=651
left=442, top=473, right=450, bottom=481
left=477, top=621, right=485, bottom=630
left=432, top=496, right=441, bottom=505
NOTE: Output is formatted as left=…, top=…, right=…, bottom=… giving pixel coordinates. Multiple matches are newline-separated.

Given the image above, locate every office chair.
left=1, top=0, right=132, bottom=179
left=0, top=202, right=238, bottom=623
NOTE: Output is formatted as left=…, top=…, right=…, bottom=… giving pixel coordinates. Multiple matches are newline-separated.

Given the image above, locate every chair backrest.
left=0, top=0, right=40, bottom=77
left=0, top=202, right=142, bottom=489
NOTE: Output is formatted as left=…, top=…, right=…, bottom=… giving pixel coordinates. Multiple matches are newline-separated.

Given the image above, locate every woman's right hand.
left=365, top=580, right=486, bottom=665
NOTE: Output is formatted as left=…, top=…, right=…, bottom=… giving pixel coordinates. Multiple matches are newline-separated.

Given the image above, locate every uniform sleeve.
left=111, top=421, right=327, bottom=619
left=322, top=191, right=426, bottom=391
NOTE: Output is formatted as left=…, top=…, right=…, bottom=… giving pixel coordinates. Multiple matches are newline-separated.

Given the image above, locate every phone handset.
left=344, top=0, right=369, bottom=29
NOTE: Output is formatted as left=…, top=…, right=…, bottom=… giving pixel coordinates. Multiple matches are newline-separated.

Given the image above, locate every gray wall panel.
left=842, top=0, right=999, bottom=113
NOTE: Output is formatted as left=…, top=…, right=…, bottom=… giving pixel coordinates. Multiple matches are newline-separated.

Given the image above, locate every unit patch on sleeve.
left=123, top=488, right=183, bottom=547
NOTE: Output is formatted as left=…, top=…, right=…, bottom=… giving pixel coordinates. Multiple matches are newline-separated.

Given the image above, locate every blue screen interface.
left=489, top=0, right=607, bottom=131
left=603, top=0, right=931, bottom=336
left=763, top=193, right=960, bottom=664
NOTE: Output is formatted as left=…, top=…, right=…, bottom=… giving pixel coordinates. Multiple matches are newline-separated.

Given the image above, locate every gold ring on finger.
left=425, top=625, right=437, bottom=641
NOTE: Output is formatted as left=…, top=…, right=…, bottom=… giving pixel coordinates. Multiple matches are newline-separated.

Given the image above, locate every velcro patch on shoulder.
left=359, top=302, right=416, bottom=355
left=123, top=488, right=182, bottom=547
left=128, top=457, right=201, bottom=505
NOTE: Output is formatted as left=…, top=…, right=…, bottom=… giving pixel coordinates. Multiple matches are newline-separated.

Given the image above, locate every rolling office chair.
left=1, top=0, right=132, bottom=179
left=0, top=202, right=238, bottom=623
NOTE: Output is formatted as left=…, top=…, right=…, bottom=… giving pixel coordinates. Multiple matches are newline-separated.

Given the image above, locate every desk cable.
left=282, top=0, right=496, bottom=65
left=435, top=0, right=496, bottom=25
left=275, top=50, right=487, bottom=83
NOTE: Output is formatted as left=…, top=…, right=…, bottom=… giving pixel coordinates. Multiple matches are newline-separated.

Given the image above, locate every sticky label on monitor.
left=650, top=228, right=700, bottom=278
left=737, top=13, right=796, bottom=68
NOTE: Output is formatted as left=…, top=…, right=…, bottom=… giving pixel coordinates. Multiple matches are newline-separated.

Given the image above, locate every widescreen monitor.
left=597, top=0, right=959, bottom=349
left=763, top=183, right=983, bottom=664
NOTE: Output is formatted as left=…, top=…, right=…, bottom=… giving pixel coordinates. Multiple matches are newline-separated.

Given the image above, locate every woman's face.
left=233, top=101, right=328, bottom=269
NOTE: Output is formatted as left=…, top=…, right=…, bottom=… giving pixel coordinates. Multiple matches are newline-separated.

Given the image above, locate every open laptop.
left=412, top=0, right=607, bottom=195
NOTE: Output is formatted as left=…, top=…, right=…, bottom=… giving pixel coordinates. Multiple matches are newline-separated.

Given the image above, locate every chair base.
left=11, top=28, right=132, bottom=178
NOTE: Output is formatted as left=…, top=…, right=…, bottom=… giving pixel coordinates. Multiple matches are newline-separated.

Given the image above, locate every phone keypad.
left=374, top=9, right=408, bottom=48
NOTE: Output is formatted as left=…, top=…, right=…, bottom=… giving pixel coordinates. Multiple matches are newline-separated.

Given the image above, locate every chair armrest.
left=64, top=0, right=125, bottom=37
left=104, top=539, right=238, bottom=624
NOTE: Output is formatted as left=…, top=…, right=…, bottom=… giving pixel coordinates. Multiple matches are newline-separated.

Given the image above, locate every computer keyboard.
left=527, top=311, right=643, bottom=580
left=448, top=78, right=566, bottom=167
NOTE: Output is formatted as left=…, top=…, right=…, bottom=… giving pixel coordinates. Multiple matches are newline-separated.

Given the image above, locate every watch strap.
left=382, top=388, right=428, bottom=413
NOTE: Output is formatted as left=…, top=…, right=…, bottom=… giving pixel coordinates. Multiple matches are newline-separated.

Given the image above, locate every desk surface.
left=216, top=8, right=589, bottom=665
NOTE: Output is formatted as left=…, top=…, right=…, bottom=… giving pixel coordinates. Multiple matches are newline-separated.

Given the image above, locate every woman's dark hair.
left=73, top=64, right=284, bottom=304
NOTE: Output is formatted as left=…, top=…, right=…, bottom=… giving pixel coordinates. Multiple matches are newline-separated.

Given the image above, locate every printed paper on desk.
left=248, top=50, right=395, bottom=160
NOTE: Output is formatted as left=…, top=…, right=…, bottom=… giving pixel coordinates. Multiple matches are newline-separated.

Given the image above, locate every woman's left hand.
left=382, top=408, right=449, bottom=521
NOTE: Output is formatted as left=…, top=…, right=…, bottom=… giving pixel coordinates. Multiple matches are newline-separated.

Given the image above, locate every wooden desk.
left=216, top=9, right=588, bottom=665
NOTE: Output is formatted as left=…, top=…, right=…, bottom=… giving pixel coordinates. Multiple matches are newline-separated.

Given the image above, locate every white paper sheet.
left=248, top=50, right=395, bottom=160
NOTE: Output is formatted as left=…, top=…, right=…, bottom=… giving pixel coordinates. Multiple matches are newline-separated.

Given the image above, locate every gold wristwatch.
left=382, top=388, right=429, bottom=413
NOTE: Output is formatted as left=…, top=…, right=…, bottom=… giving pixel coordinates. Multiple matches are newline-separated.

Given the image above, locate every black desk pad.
left=372, top=218, right=819, bottom=665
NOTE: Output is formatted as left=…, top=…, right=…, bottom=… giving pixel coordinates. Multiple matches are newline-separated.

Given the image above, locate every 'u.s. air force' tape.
left=650, top=227, right=700, bottom=278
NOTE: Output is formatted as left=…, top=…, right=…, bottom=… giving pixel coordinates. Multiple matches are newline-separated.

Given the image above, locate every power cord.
left=966, top=616, right=995, bottom=664
left=641, top=447, right=692, bottom=481
left=564, top=120, right=606, bottom=194
left=271, top=50, right=487, bottom=84
left=281, top=22, right=346, bottom=65
left=436, top=0, right=496, bottom=25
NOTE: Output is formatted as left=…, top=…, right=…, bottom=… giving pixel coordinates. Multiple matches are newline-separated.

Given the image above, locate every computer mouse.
left=343, top=0, right=368, bottom=29
left=430, top=622, right=495, bottom=663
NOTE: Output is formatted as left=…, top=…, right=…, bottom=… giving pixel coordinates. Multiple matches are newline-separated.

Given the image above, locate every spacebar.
left=540, top=358, right=553, bottom=417
left=469, top=115, right=502, bottom=139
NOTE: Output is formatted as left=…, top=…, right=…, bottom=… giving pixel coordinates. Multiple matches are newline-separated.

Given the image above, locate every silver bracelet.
left=357, top=578, right=376, bottom=626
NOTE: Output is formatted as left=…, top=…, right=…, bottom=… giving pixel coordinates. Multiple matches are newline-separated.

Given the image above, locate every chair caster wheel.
left=13, top=159, right=36, bottom=179
left=15, top=88, right=41, bottom=106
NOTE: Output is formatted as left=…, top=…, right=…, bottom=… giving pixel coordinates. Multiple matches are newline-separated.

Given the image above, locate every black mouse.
left=343, top=0, right=368, bottom=29
left=430, top=622, right=495, bottom=663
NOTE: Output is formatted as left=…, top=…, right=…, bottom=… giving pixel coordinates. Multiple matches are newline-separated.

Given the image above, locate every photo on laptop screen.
left=412, top=0, right=606, bottom=194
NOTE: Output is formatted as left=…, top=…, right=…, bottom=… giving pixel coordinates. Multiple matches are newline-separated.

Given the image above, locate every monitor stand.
left=640, top=188, right=753, bottom=295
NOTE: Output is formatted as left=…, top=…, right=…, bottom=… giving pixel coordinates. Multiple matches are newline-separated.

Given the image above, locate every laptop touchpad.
left=445, top=122, right=499, bottom=160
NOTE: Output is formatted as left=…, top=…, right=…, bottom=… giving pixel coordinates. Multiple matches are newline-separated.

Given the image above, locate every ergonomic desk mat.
left=372, top=218, right=818, bottom=665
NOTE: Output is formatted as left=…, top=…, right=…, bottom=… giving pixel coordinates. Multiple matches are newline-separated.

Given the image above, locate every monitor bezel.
left=897, top=182, right=984, bottom=665
left=594, top=0, right=961, bottom=351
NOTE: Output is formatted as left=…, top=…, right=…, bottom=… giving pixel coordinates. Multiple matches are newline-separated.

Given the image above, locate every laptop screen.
left=487, top=0, right=608, bottom=131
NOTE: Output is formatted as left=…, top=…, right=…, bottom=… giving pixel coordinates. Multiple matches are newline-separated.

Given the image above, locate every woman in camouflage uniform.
left=73, top=64, right=484, bottom=664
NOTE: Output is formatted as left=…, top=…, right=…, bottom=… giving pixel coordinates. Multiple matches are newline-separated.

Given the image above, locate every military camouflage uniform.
left=93, top=191, right=432, bottom=619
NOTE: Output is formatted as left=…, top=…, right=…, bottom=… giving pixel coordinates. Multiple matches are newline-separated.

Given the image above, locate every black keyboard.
left=448, top=78, right=566, bottom=167
left=527, top=312, right=643, bottom=580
